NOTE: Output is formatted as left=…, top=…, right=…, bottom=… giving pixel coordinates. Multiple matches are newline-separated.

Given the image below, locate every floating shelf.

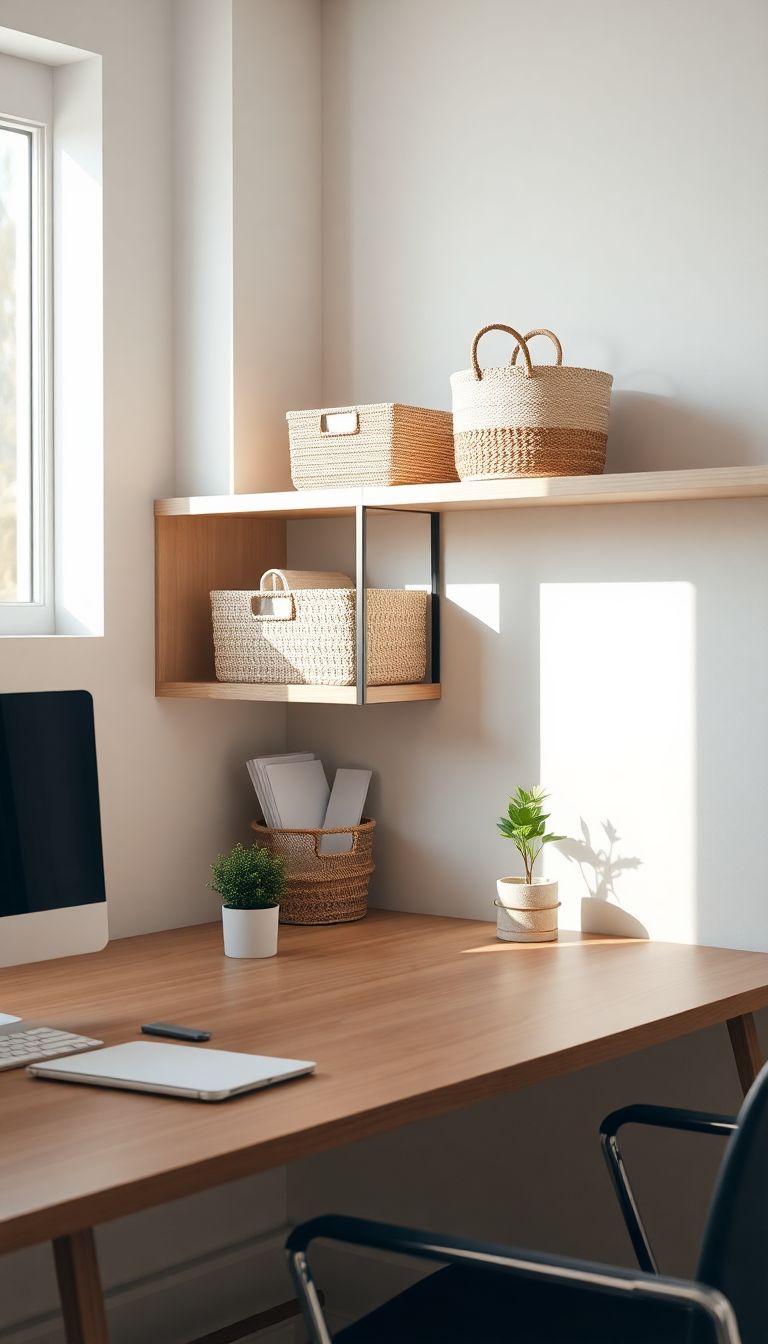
left=155, top=465, right=768, bottom=706
left=155, top=681, right=441, bottom=704
left=155, top=464, right=768, bottom=520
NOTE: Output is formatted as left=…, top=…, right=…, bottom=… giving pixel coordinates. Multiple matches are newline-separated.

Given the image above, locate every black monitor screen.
left=0, top=690, right=106, bottom=917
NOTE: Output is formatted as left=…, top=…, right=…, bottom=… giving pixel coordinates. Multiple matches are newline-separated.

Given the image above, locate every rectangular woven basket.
left=211, top=573, right=428, bottom=686
left=251, top=819, right=375, bottom=925
left=286, top=402, right=457, bottom=489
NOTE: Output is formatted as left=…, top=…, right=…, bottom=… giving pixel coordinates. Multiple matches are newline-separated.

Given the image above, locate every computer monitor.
left=0, top=690, right=108, bottom=968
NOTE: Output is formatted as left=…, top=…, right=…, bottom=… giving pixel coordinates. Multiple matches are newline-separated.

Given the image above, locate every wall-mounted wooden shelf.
left=155, top=464, right=768, bottom=520
left=155, top=464, right=768, bottom=706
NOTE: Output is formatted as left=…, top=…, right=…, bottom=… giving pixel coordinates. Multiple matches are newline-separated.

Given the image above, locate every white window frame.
left=0, top=111, right=53, bottom=635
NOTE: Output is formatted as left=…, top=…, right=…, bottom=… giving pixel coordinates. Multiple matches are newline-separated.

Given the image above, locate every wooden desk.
left=1, top=911, right=767, bottom=1343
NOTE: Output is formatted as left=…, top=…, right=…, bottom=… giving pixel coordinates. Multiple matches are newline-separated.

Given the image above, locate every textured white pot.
left=222, top=904, right=279, bottom=958
left=495, top=877, right=560, bottom=943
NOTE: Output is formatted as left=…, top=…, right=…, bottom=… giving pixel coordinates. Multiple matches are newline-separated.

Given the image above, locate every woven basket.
left=451, top=325, right=613, bottom=479
left=211, top=570, right=428, bottom=686
left=251, top=818, right=375, bottom=924
left=286, top=403, right=457, bottom=489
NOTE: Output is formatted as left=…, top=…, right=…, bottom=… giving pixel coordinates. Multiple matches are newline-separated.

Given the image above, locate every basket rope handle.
left=510, top=328, right=563, bottom=367
left=471, top=325, right=534, bottom=380
left=259, top=568, right=291, bottom=593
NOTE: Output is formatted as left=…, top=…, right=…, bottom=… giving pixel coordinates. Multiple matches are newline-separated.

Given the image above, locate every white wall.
left=320, top=0, right=768, bottom=470
left=173, top=0, right=322, bottom=497
left=289, top=0, right=768, bottom=954
left=173, top=0, right=235, bottom=496
left=232, top=0, right=322, bottom=494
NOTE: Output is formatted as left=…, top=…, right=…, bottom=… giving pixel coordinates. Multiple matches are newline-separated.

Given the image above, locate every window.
left=0, top=114, right=50, bottom=632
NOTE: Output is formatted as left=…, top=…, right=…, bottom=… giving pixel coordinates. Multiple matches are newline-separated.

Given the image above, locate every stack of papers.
left=247, top=753, right=371, bottom=853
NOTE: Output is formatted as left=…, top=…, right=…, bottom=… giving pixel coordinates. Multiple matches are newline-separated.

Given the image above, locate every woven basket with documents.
left=251, top=819, right=375, bottom=924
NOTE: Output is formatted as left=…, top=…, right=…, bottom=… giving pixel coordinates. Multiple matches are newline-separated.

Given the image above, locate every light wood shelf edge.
left=154, top=487, right=361, bottom=518
left=364, top=465, right=768, bottom=512
left=155, top=681, right=442, bottom=704
left=155, top=465, right=768, bottom=519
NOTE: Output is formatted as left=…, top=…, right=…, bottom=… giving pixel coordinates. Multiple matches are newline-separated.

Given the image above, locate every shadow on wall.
left=558, top=819, right=649, bottom=940
left=607, top=392, right=752, bottom=472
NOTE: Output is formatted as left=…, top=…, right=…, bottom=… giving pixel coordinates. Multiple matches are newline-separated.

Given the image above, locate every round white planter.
left=222, top=904, right=279, bottom=958
left=495, top=877, right=560, bottom=943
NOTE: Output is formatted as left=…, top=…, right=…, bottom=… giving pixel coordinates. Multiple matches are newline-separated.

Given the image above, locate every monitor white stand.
left=0, top=905, right=108, bottom=969
left=0, top=690, right=109, bottom=968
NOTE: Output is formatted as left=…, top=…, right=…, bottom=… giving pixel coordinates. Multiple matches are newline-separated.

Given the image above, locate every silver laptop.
left=28, top=1040, right=316, bottom=1102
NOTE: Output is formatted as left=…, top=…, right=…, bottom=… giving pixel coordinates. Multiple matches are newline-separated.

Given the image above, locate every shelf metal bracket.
left=354, top=505, right=441, bottom=706
left=355, top=505, right=368, bottom=705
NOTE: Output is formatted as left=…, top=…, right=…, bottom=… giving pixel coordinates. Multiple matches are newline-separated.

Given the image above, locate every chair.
left=601, top=1061, right=768, bottom=1344
left=286, top=1063, right=768, bottom=1343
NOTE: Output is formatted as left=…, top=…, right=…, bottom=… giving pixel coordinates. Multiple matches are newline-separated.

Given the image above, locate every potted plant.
left=495, top=786, right=567, bottom=942
left=209, top=842, right=286, bottom=958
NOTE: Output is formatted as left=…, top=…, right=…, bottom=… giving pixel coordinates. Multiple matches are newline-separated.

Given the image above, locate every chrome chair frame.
left=600, top=1104, right=738, bottom=1273
left=286, top=1213, right=741, bottom=1344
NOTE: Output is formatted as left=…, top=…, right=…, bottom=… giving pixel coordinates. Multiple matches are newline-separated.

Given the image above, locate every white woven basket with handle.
left=211, top=569, right=428, bottom=687
left=451, top=324, right=613, bottom=479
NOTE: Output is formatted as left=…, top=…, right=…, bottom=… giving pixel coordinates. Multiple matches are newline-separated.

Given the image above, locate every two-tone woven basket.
left=451, top=325, right=613, bottom=479
left=211, top=570, right=427, bottom=687
left=286, top=403, right=457, bottom=489
left=251, top=819, right=375, bottom=924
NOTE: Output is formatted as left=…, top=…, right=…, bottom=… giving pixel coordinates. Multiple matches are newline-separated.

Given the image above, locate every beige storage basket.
left=251, top=818, right=375, bottom=925
left=211, top=570, right=428, bottom=686
left=286, top=403, right=458, bottom=489
left=451, top=325, right=613, bottom=479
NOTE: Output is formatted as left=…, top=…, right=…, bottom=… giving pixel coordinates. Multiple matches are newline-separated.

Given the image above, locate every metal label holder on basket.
left=250, top=571, right=296, bottom=622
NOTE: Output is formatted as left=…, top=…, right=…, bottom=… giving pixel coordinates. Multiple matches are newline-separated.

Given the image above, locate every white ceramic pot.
left=495, top=877, right=560, bottom=943
left=222, top=904, right=279, bottom=958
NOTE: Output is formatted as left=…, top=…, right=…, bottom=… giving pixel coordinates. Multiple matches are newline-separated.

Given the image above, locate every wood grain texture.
left=155, top=514, right=286, bottom=683
left=727, top=1014, right=764, bottom=1095
left=155, top=681, right=441, bottom=703
left=53, top=1230, right=110, bottom=1344
left=154, top=465, right=768, bottom=520
left=2, top=912, right=768, bottom=1253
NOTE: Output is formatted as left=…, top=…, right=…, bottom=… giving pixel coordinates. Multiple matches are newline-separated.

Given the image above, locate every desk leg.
left=727, top=1014, right=763, bottom=1097
left=53, top=1229, right=110, bottom=1344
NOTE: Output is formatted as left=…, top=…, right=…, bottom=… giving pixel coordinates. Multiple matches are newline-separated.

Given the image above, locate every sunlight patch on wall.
left=540, top=581, right=696, bottom=943
left=446, top=583, right=500, bottom=632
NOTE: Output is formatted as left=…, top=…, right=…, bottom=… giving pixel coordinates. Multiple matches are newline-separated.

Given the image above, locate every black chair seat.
left=334, top=1263, right=699, bottom=1343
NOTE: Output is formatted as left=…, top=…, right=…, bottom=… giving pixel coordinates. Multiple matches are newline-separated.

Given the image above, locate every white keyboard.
left=0, top=1027, right=104, bottom=1071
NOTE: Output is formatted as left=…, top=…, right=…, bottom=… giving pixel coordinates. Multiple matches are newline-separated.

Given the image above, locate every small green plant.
left=496, top=785, right=567, bottom=884
left=208, top=842, right=286, bottom=910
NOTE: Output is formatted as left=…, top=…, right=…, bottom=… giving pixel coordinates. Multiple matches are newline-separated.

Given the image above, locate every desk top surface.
left=2, top=910, right=768, bottom=1252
